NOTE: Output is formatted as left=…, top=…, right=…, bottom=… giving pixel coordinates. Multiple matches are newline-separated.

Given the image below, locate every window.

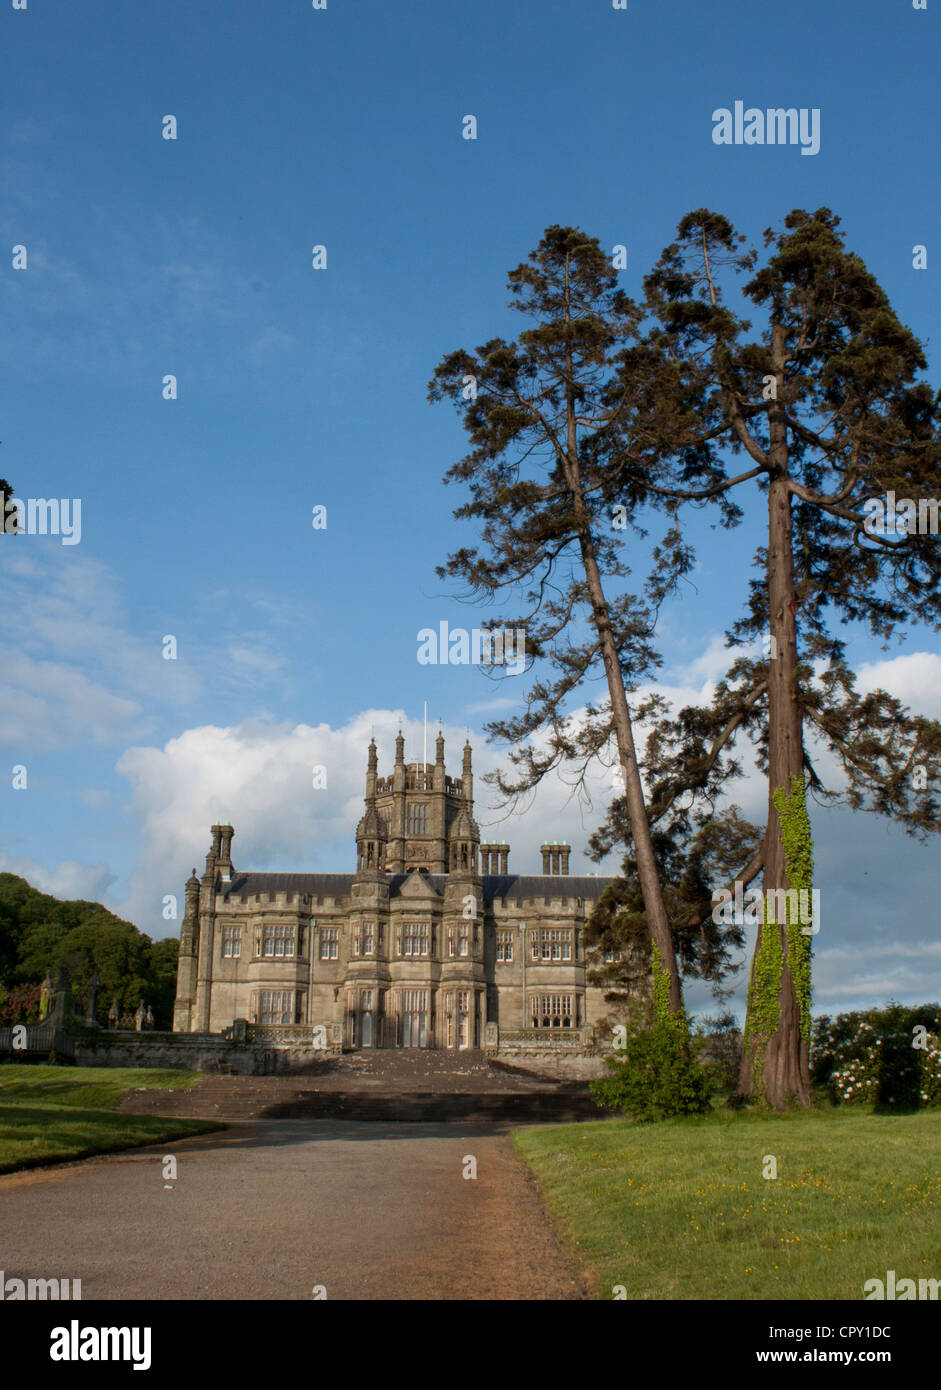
left=353, top=923, right=376, bottom=957
left=257, top=990, right=294, bottom=1025
left=457, top=991, right=469, bottom=1011
left=221, top=927, right=241, bottom=958
left=531, top=994, right=575, bottom=1029
left=403, top=924, right=428, bottom=957
left=496, top=931, right=513, bottom=962
left=534, top=928, right=572, bottom=961
left=320, top=927, right=339, bottom=960
left=459, top=927, right=469, bottom=957
left=407, top=803, right=428, bottom=835
left=361, top=990, right=373, bottom=1010
left=262, top=925, right=294, bottom=958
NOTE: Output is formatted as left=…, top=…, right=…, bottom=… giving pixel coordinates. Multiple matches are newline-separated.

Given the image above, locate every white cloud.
left=0, top=652, right=143, bottom=753
left=857, top=651, right=941, bottom=718
left=0, top=548, right=302, bottom=754
left=0, top=851, right=116, bottom=905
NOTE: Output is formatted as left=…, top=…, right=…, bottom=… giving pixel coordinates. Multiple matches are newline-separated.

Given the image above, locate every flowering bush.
left=812, top=1003, right=941, bottom=1109
left=0, top=982, right=42, bottom=1026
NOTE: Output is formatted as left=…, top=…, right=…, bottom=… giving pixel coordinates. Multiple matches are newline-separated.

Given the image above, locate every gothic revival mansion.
left=173, top=732, right=618, bottom=1051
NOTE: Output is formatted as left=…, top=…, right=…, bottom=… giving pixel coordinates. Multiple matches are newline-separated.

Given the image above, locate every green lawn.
left=0, top=1065, right=222, bottom=1173
left=513, top=1104, right=941, bottom=1300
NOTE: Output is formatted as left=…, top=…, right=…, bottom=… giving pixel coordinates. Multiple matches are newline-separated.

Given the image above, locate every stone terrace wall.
left=492, top=1050, right=607, bottom=1081
left=74, top=1031, right=340, bottom=1075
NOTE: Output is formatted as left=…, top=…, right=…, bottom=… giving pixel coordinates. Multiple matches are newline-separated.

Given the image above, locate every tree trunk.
left=737, top=323, right=811, bottom=1107
left=559, top=251, right=683, bottom=1011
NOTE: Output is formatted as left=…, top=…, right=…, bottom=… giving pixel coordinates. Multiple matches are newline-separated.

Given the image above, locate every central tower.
left=355, top=730, right=479, bottom=874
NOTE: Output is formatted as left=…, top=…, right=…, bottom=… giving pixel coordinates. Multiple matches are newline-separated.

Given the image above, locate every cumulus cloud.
left=857, top=651, right=941, bottom=719
left=0, top=851, right=116, bottom=905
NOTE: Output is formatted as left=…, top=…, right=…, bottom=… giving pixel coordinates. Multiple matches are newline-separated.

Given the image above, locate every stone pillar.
left=174, top=869, right=201, bottom=1032
left=462, top=739, right=473, bottom=806
left=86, top=970, right=101, bottom=1025
left=433, top=730, right=445, bottom=792
left=366, top=738, right=378, bottom=799
left=50, top=964, right=72, bottom=1026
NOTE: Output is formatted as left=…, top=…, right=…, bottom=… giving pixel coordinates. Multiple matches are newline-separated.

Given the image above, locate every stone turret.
left=173, top=867, right=202, bottom=1032
left=360, top=732, right=482, bottom=875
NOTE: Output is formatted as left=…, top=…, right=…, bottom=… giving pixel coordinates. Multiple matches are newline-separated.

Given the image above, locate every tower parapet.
left=360, top=733, right=480, bottom=875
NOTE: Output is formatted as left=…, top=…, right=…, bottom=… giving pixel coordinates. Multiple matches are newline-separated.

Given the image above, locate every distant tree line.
left=0, top=874, right=178, bottom=1029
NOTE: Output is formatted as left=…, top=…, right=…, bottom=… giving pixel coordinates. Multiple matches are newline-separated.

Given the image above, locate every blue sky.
left=1, top=0, right=938, bottom=1020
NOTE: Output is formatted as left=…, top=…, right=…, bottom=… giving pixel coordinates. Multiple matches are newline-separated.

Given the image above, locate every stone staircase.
left=119, top=1049, right=603, bottom=1123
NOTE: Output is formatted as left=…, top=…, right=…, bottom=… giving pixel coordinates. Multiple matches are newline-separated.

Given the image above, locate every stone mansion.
left=172, top=732, right=621, bottom=1051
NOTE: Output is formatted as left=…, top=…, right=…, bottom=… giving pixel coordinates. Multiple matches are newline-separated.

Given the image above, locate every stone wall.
left=491, top=1049, right=607, bottom=1081
left=73, top=1031, right=340, bottom=1076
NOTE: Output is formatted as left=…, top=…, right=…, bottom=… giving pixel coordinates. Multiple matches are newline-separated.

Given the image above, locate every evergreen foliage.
left=0, top=874, right=178, bottom=1027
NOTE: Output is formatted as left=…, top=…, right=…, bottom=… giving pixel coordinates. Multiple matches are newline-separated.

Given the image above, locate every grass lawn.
left=0, top=1065, right=222, bottom=1173
left=513, top=1104, right=941, bottom=1300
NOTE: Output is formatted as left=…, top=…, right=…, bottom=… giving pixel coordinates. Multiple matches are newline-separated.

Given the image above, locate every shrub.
left=591, top=948, right=713, bottom=1122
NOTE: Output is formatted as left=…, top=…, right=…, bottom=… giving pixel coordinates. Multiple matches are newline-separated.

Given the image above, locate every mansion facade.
left=172, top=732, right=622, bottom=1050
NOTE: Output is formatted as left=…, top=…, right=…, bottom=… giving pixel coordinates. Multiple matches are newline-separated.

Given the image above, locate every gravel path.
left=0, top=1120, right=587, bottom=1300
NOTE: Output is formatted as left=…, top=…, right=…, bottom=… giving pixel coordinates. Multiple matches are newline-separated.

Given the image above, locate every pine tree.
left=605, top=207, right=941, bottom=1107
left=428, top=226, right=689, bottom=1010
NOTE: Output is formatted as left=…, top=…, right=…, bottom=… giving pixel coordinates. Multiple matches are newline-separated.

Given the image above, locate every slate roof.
left=220, top=871, right=616, bottom=905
